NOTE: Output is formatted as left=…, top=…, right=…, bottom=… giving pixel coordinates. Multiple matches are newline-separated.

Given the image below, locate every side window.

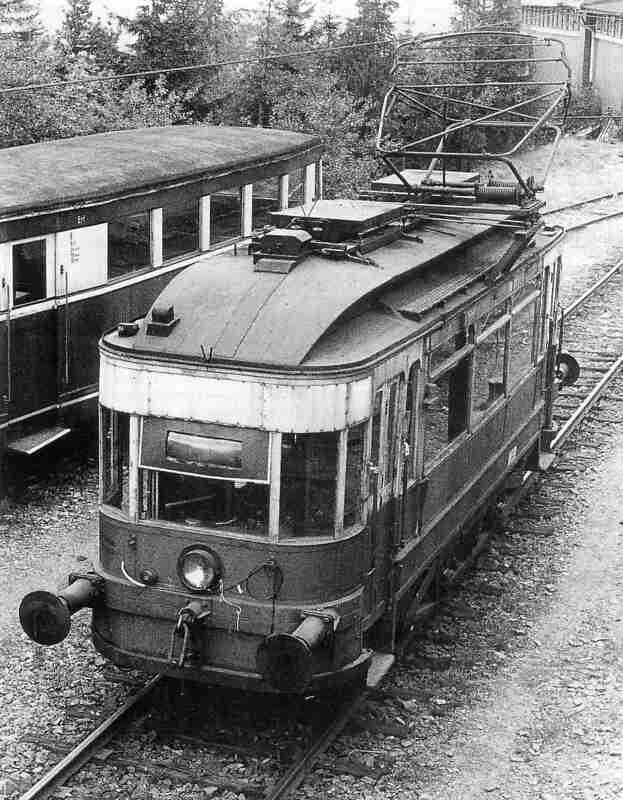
left=252, top=177, right=280, bottom=230
left=371, top=389, right=382, bottom=472
left=383, top=375, right=404, bottom=488
left=163, top=199, right=199, bottom=260
left=424, top=333, right=470, bottom=468
left=108, top=211, right=151, bottom=279
left=287, top=167, right=305, bottom=207
left=344, top=423, right=365, bottom=528
left=101, top=406, right=130, bottom=513
left=13, top=239, right=46, bottom=306
left=473, top=304, right=508, bottom=423
left=280, top=432, right=338, bottom=537
left=509, top=300, right=537, bottom=386
left=210, top=188, right=242, bottom=247
left=406, top=361, right=420, bottom=479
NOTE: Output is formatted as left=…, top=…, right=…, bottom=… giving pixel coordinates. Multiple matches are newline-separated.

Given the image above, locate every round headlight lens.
left=178, top=547, right=220, bottom=592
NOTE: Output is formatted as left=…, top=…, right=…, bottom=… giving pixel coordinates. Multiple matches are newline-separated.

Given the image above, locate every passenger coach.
left=0, top=125, right=321, bottom=458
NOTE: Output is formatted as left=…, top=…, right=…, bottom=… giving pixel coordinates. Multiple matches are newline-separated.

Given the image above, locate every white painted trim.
left=279, top=175, right=289, bottom=210
left=242, top=184, right=253, bottom=237
left=150, top=208, right=163, bottom=268
left=128, top=414, right=140, bottom=521
left=269, top=432, right=282, bottom=541
left=100, top=351, right=372, bottom=432
left=335, top=428, right=348, bottom=536
left=199, top=195, right=211, bottom=251
left=304, top=163, right=316, bottom=205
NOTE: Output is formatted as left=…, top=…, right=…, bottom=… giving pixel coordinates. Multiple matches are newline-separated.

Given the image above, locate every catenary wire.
left=0, top=39, right=392, bottom=96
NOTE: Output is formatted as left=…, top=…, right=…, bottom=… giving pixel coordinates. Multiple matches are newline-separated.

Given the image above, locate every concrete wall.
left=523, top=11, right=623, bottom=111
left=592, top=35, right=623, bottom=108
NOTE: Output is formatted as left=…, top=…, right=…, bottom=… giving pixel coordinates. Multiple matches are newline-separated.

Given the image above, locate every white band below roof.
left=100, top=352, right=372, bottom=432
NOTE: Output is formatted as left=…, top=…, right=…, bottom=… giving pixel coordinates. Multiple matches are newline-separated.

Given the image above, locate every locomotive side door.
left=364, top=373, right=405, bottom=624
left=4, top=236, right=59, bottom=424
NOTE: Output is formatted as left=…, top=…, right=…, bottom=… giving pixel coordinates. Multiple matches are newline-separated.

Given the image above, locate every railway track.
left=544, top=190, right=623, bottom=232
left=553, top=254, right=623, bottom=449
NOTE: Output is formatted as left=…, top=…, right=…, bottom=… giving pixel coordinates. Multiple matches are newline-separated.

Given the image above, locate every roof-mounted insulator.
left=146, top=305, right=179, bottom=337
left=251, top=229, right=312, bottom=273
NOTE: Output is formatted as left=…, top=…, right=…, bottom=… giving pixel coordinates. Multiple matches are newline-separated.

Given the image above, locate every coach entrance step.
left=8, top=425, right=71, bottom=456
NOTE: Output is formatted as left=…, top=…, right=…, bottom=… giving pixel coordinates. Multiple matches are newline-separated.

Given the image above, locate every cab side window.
left=280, top=432, right=338, bottom=536
left=344, top=423, right=365, bottom=528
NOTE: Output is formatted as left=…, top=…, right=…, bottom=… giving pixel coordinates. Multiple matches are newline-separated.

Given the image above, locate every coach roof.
left=0, top=125, right=322, bottom=220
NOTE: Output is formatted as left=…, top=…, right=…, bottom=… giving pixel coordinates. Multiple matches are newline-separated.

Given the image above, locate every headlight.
left=178, top=546, right=221, bottom=592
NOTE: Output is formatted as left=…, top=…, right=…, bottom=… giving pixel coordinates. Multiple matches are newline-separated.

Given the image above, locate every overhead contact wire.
left=0, top=39, right=392, bottom=95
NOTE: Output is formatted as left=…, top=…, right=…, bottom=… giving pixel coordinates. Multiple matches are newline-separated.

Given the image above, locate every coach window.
left=509, top=295, right=538, bottom=386
left=163, top=198, right=199, bottom=260
left=12, top=239, right=46, bottom=306
left=280, top=432, right=338, bottom=537
left=108, top=211, right=151, bottom=279
left=423, top=331, right=471, bottom=467
left=101, top=407, right=130, bottom=514
left=406, top=361, right=420, bottom=479
left=288, top=167, right=305, bottom=207
left=344, top=423, right=365, bottom=528
left=473, top=303, right=509, bottom=423
left=370, top=389, right=382, bottom=476
left=252, top=176, right=280, bottom=230
left=383, top=375, right=404, bottom=489
left=210, top=188, right=242, bottom=247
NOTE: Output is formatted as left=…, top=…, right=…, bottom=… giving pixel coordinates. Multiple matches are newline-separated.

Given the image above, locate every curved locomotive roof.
left=0, top=125, right=322, bottom=220
left=110, top=215, right=537, bottom=369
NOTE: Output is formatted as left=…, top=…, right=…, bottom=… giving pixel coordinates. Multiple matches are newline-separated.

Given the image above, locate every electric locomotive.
left=20, top=31, right=579, bottom=693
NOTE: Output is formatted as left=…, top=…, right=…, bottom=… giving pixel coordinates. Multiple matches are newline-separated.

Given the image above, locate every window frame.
left=508, top=288, right=540, bottom=388
left=9, top=234, right=54, bottom=309
left=471, top=302, right=510, bottom=426
left=106, top=209, right=152, bottom=281
left=423, top=331, right=473, bottom=471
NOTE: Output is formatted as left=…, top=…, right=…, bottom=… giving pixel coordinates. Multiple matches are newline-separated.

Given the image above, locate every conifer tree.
left=0, top=0, right=42, bottom=41
left=57, top=0, right=120, bottom=67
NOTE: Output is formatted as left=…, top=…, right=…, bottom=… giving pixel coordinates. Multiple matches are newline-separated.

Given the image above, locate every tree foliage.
left=57, top=0, right=120, bottom=68
left=0, top=42, right=186, bottom=147
left=0, top=0, right=405, bottom=196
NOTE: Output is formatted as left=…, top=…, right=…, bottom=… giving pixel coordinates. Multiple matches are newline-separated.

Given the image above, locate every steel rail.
left=17, top=674, right=162, bottom=800
left=265, top=653, right=394, bottom=800
left=551, top=352, right=623, bottom=451
left=265, top=688, right=370, bottom=800
left=544, top=190, right=623, bottom=216
left=565, top=257, right=623, bottom=317
left=564, top=207, right=623, bottom=233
